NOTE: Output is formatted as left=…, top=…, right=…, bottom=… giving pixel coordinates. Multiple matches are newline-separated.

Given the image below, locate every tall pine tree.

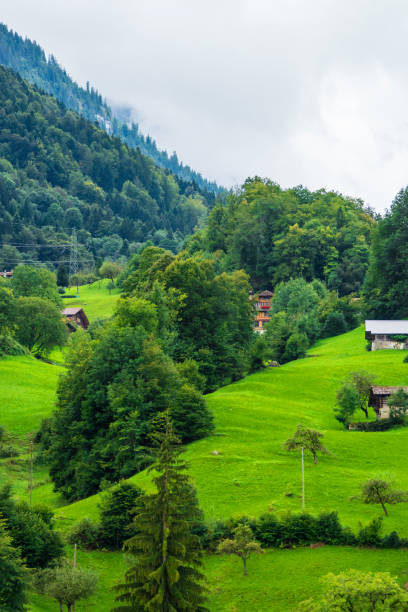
left=113, top=415, right=208, bottom=611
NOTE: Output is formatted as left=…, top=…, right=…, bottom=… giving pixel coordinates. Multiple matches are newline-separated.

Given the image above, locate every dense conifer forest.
left=0, top=23, right=221, bottom=194
left=0, top=65, right=216, bottom=268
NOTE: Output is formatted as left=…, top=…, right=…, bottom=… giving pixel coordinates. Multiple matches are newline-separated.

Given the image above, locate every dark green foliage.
left=195, top=177, right=374, bottom=295
left=57, top=263, right=69, bottom=288
left=12, top=266, right=62, bottom=308
left=283, top=332, right=309, bottom=361
left=0, top=519, right=27, bottom=612
left=67, top=519, right=100, bottom=550
left=248, top=333, right=268, bottom=372
left=0, top=485, right=63, bottom=568
left=0, top=23, right=220, bottom=195
left=113, top=417, right=208, bottom=611
left=264, top=278, right=359, bottom=365
left=363, top=186, right=408, bottom=317
left=170, top=384, right=214, bottom=443
left=322, top=311, right=346, bottom=337
left=350, top=417, right=404, bottom=431
left=98, top=482, right=142, bottom=549
left=14, top=296, right=68, bottom=356
left=357, top=517, right=383, bottom=547
left=48, top=321, right=213, bottom=500
left=123, top=247, right=254, bottom=391
left=0, top=64, right=214, bottom=267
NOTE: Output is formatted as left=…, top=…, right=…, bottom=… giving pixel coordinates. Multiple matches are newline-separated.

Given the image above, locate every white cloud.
left=2, top=0, right=408, bottom=209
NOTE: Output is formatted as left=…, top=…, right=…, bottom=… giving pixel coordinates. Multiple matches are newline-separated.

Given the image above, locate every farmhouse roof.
left=370, top=386, right=408, bottom=395
left=61, top=307, right=83, bottom=315
left=365, top=320, right=408, bottom=335
left=258, top=290, right=273, bottom=298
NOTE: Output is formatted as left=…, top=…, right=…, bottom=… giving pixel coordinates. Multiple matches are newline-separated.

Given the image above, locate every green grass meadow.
left=4, top=325, right=408, bottom=610
left=62, top=279, right=120, bottom=322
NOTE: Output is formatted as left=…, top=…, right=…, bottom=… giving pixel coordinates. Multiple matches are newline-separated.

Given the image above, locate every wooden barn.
left=61, top=307, right=89, bottom=331
left=368, top=386, right=408, bottom=419
left=365, top=320, right=408, bottom=350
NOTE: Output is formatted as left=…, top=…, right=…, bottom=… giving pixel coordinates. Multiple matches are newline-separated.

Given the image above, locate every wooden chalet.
left=0, top=270, right=13, bottom=279
left=365, top=320, right=408, bottom=350
left=368, top=386, right=408, bottom=419
left=61, top=307, right=89, bottom=331
left=253, top=290, right=273, bottom=333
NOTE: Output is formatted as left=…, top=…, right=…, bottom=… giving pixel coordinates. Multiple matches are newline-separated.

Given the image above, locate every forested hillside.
left=0, top=23, right=221, bottom=194
left=0, top=65, right=214, bottom=268
left=189, top=177, right=376, bottom=296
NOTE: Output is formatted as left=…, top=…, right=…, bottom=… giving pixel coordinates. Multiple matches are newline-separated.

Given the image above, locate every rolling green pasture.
left=5, top=326, right=408, bottom=610
left=62, top=279, right=120, bottom=321
left=61, top=326, right=408, bottom=535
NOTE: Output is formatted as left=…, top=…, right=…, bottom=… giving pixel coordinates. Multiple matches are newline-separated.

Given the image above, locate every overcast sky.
left=2, top=0, right=408, bottom=210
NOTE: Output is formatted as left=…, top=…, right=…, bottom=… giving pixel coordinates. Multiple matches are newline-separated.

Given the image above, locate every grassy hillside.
left=59, top=326, right=408, bottom=534
left=6, top=326, right=408, bottom=609
left=62, top=280, right=120, bottom=322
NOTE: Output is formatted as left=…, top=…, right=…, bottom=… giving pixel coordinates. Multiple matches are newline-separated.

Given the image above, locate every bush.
left=170, top=384, right=214, bottom=443
left=283, top=333, right=309, bottom=362
left=280, top=513, right=317, bottom=546
left=315, top=512, right=344, bottom=544
left=351, top=417, right=403, bottom=431
left=0, top=334, right=26, bottom=358
left=357, top=517, right=383, bottom=547
left=255, top=513, right=282, bottom=547
left=98, top=482, right=142, bottom=549
left=67, top=519, right=100, bottom=550
left=322, top=312, right=346, bottom=337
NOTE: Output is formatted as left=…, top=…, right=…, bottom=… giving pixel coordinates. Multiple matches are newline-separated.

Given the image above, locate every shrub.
left=67, top=519, right=100, bottom=550
left=315, top=512, right=344, bottom=544
left=283, top=332, right=309, bottom=362
left=280, top=513, right=317, bottom=546
left=357, top=517, right=383, bottom=547
left=322, top=311, right=346, bottom=337
left=98, top=482, right=142, bottom=549
left=255, top=513, right=282, bottom=547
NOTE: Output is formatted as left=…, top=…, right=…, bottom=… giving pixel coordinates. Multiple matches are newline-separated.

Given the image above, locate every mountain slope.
left=0, top=23, right=221, bottom=194
left=0, top=65, right=211, bottom=267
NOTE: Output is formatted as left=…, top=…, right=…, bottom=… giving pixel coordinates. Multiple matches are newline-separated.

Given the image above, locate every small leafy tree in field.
left=34, top=560, right=97, bottom=612
left=358, top=478, right=408, bottom=517
left=217, top=524, right=263, bottom=576
left=296, top=569, right=408, bottom=611
left=335, top=382, right=359, bottom=427
left=14, top=296, right=68, bottom=356
left=99, top=261, right=122, bottom=284
left=284, top=424, right=329, bottom=464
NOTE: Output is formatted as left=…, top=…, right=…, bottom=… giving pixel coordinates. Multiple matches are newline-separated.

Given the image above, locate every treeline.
left=0, top=23, right=221, bottom=194
left=188, top=177, right=375, bottom=296
left=0, top=64, right=213, bottom=269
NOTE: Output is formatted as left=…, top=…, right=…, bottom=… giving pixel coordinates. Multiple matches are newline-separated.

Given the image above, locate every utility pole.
left=69, top=229, right=79, bottom=295
left=73, top=543, right=77, bottom=612
left=29, top=439, right=33, bottom=507
left=301, top=446, right=305, bottom=512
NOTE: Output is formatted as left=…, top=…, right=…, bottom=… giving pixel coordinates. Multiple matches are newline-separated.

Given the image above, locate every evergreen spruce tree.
left=113, top=414, right=208, bottom=611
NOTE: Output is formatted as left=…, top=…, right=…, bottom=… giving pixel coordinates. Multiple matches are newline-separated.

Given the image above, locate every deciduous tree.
left=358, top=478, right=408, bottom=517
left=217, top=524, right=263, bottom=576
left=284, top=424, right=329, bottom=464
